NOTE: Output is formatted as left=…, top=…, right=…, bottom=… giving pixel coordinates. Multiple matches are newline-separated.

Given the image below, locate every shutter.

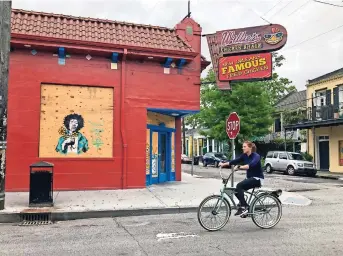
left=333, top=87, right=339, bottom=112
left=312, top=92, right=316, bottom=120
left=326, top=89, right=332, bottom=105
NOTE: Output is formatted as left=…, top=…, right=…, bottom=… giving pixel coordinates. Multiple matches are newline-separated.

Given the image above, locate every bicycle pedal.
left=240, top=214, right=248, bottom=218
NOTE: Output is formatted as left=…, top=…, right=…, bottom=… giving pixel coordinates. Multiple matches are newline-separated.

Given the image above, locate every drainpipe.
left=121, top=49, right=128, bottom=189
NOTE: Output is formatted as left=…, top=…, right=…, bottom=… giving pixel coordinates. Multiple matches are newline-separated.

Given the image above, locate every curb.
left=0, top=207, right=199, bottom=224
left=316, top=174, right=341, bottom=180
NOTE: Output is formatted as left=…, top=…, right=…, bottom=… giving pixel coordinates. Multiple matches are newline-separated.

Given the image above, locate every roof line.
left=12, top=8, right=175, bottom=31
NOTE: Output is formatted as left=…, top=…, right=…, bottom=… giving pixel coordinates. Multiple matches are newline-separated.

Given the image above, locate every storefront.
left=6, top=9, right=209, bottom=191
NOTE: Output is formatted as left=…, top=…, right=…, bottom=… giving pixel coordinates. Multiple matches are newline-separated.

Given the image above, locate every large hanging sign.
left=205, top=24, right=287, bottom=90
left=218, top=53, right=272, bottom=82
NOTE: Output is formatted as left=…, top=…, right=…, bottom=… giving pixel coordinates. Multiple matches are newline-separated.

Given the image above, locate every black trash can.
left=29, top=161, right=54, bottom=207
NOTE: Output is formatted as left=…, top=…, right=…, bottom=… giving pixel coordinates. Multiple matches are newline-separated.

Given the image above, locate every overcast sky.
left=12, top=0, right=343, bottom=90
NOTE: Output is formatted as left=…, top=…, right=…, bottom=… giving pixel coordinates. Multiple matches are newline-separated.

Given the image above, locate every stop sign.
left=226, top=112, right=240, bottom=139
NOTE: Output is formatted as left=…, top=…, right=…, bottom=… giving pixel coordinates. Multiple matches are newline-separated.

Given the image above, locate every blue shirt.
left=227, top=152, right=264, bottom=179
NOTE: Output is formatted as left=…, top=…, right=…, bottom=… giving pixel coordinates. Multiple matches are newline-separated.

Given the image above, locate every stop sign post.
left=226, top=112, right=240, bottom=187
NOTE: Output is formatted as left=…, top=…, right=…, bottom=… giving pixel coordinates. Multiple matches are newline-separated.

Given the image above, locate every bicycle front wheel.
left=197, top=195, right=231, bottom=231
left=250, top=193, right=282, bottom=229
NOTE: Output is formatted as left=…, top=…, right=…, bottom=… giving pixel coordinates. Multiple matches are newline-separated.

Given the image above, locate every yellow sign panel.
left=39, top=84, right=113, bottom=158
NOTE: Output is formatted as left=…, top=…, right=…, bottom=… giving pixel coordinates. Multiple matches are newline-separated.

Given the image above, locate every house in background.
left=253, top=90, right=307, bottom=155
left=285, top=68, right=343, bottom=173
left=182, top=128, right=224, bottom=157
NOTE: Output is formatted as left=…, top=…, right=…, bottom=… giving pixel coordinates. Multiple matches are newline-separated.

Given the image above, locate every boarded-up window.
left=39, top=84, right=113, bottom=158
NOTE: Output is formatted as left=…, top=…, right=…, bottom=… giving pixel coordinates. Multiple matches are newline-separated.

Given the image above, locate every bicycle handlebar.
left=219, top=165, right=241, bottom=181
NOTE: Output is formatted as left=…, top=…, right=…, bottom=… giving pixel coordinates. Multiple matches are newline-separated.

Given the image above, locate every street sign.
left=226, top=112, right=240, bottom=139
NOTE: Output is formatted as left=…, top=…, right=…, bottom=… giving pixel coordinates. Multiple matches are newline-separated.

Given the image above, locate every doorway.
left=147, top=128, right=174, bottom=185
left=318, top=136, right=330, bottom=171
left=158, top=132, right=168, bottom=183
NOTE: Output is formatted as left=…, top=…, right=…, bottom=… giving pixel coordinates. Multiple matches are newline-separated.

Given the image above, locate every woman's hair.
left=243, top=140, right=257, bottom=153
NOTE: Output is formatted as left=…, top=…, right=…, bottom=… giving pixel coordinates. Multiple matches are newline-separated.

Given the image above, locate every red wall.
left=6, top=48, right=201, bottom=191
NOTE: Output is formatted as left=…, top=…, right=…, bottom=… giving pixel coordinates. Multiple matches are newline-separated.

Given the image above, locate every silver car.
left=264, top=151, right=317, bottom=177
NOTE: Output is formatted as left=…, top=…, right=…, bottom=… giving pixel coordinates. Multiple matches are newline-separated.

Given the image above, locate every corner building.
left=7, top=9, right=209, bottom=191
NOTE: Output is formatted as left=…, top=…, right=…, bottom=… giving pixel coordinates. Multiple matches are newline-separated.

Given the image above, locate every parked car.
left=202, top=152, right=228, bottom=167
left=264, top=151, right=317, bottom=177
left=181, top=154, right=199, bottom=165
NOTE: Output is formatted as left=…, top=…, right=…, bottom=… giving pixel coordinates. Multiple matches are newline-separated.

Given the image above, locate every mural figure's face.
left=69, top=119, right=78, bottom=132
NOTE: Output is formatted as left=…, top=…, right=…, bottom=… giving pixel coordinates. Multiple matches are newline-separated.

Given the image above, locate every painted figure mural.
left=56, top=114, right=89, bottom=155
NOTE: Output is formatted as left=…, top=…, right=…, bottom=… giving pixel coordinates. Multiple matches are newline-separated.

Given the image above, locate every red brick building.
left=6, top=9, right=209, bottom=191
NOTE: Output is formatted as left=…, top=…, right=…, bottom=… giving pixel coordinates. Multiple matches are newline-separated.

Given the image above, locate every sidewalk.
left=0, top=173, right=311, bottom=223
left=316, top=171, right=343, bottom=180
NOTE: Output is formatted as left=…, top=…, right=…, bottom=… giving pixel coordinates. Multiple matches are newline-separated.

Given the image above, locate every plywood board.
left=147, top=111, right=175, bottom=128
left=146, top=129, right=150, bottom=175
left=39, top=84, right=113, bottom=158
left=171, top=132, right=175, bottom=172
left=151, top=132, right=158, bottom=177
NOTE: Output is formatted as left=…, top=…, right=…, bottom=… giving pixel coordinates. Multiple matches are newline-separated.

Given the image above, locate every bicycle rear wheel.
left=197, top=195, right=231, bottom=231
left=250, top=193, right=282, bottom=229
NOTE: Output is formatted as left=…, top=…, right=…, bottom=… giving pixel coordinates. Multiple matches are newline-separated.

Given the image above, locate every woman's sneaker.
left=235, top=207, right=248, bottom=216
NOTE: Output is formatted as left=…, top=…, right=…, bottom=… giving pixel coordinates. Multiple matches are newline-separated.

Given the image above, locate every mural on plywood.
left=171, top=133, right=175, bottom=172
left=39, top=84, right=113, bottom=158
left=151, top=132, right=158, bottom=177
left=56, top=114, right=89, bottom=155
left=146, top=129, right=150, bottom=175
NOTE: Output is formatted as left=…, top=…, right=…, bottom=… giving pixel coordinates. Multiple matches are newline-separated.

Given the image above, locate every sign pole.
left=191, top=132, right=194, bottom=176
left=0, top=0, right=11, bottom=210
left=231, top=139, right=235, bottom=187
left=226, top=112, right=240, bottom=188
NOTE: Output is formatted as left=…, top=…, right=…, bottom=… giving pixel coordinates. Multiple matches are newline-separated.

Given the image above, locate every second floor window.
left=314, top=90, right=326, bottom=107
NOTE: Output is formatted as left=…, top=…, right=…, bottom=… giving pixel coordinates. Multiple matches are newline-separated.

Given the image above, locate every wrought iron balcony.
left=285, top=104, right=343, bottom=130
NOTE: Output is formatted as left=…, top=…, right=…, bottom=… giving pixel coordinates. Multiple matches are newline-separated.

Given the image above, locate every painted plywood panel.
left=151, top=132, right=158, bottom=177
left=147, top=111, right=175, bottom=128
left=146, top=129, right=150, bottom=175
left=171, top=133, right=175, bottom=172
left=39, top=84, right=113, bottom=158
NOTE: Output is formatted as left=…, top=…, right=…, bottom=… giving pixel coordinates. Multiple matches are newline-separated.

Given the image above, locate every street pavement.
left=1, top=166, right=343, bottom=255
left=0, top=201, right=343, bottom=256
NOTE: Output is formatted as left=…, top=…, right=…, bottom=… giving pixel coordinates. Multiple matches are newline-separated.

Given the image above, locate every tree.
left=186, top=53, right=294, bottom=142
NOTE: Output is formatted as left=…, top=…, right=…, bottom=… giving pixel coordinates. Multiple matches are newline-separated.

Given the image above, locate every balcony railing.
left=286, top=104, right=343, bottom=126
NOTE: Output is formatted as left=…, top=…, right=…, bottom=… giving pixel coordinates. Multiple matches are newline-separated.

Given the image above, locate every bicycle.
left=197, top=166, right=283, bottom=231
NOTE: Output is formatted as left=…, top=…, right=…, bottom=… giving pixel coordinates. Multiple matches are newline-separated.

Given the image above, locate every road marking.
left=156, top=232, right=199, bottom=242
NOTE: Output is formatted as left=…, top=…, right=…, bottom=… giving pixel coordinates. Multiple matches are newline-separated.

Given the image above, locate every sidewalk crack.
left=147, top=188, right=168, bottom=207
left=114, top=218, right=149, bottom=256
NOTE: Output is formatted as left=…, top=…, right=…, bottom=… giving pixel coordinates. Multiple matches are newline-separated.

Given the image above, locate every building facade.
left=285, top=68, right=343, bottom=173
left=6, top=9, right=209, bottom=191
left=183, top=128, right=224, bottom=157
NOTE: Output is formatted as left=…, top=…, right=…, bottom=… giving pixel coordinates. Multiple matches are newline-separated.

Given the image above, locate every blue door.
left=158, top=132, right=168, bottom=183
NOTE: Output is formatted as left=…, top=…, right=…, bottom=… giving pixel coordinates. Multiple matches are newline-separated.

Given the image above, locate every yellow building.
left=285, top=68, right=343, bottom=173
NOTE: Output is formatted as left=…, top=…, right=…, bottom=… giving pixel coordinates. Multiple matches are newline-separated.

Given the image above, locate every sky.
left=12, top=0, right=343, bottom=90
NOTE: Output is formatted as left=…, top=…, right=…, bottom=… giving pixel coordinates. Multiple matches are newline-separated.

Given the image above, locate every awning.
left=147, top=108, right=199, bottom=117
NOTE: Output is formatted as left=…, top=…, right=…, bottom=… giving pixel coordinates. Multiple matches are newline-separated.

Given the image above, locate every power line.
left=288, top=0, right=311, bottom=16
left=263, top=0, right=283, bottom=17
left=235, top=0, right=271, bottom=24
left=282, top=22, right=343, bottom=51
left=270, top=0, right=294, bottom=18
left=313, top=0, right=343, bottom=7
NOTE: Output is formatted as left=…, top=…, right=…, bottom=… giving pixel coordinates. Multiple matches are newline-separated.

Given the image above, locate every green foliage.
left=283, top=109, right=307, bottom=125
left=186, top=53, right=295, bottom=142
left=301, top=152, right=314, bottom=162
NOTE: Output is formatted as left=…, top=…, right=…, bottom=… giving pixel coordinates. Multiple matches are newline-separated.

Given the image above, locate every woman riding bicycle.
left=219, top=141, right=264, bottom=217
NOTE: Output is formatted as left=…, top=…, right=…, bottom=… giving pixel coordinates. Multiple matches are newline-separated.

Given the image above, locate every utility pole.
left=0, top=0, right=12, bottom=210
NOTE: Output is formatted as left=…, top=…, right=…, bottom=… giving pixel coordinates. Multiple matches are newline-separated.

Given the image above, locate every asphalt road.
left=1, top=202, right=343, bottom=256
left=1, top=166, right=342, bottom=256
